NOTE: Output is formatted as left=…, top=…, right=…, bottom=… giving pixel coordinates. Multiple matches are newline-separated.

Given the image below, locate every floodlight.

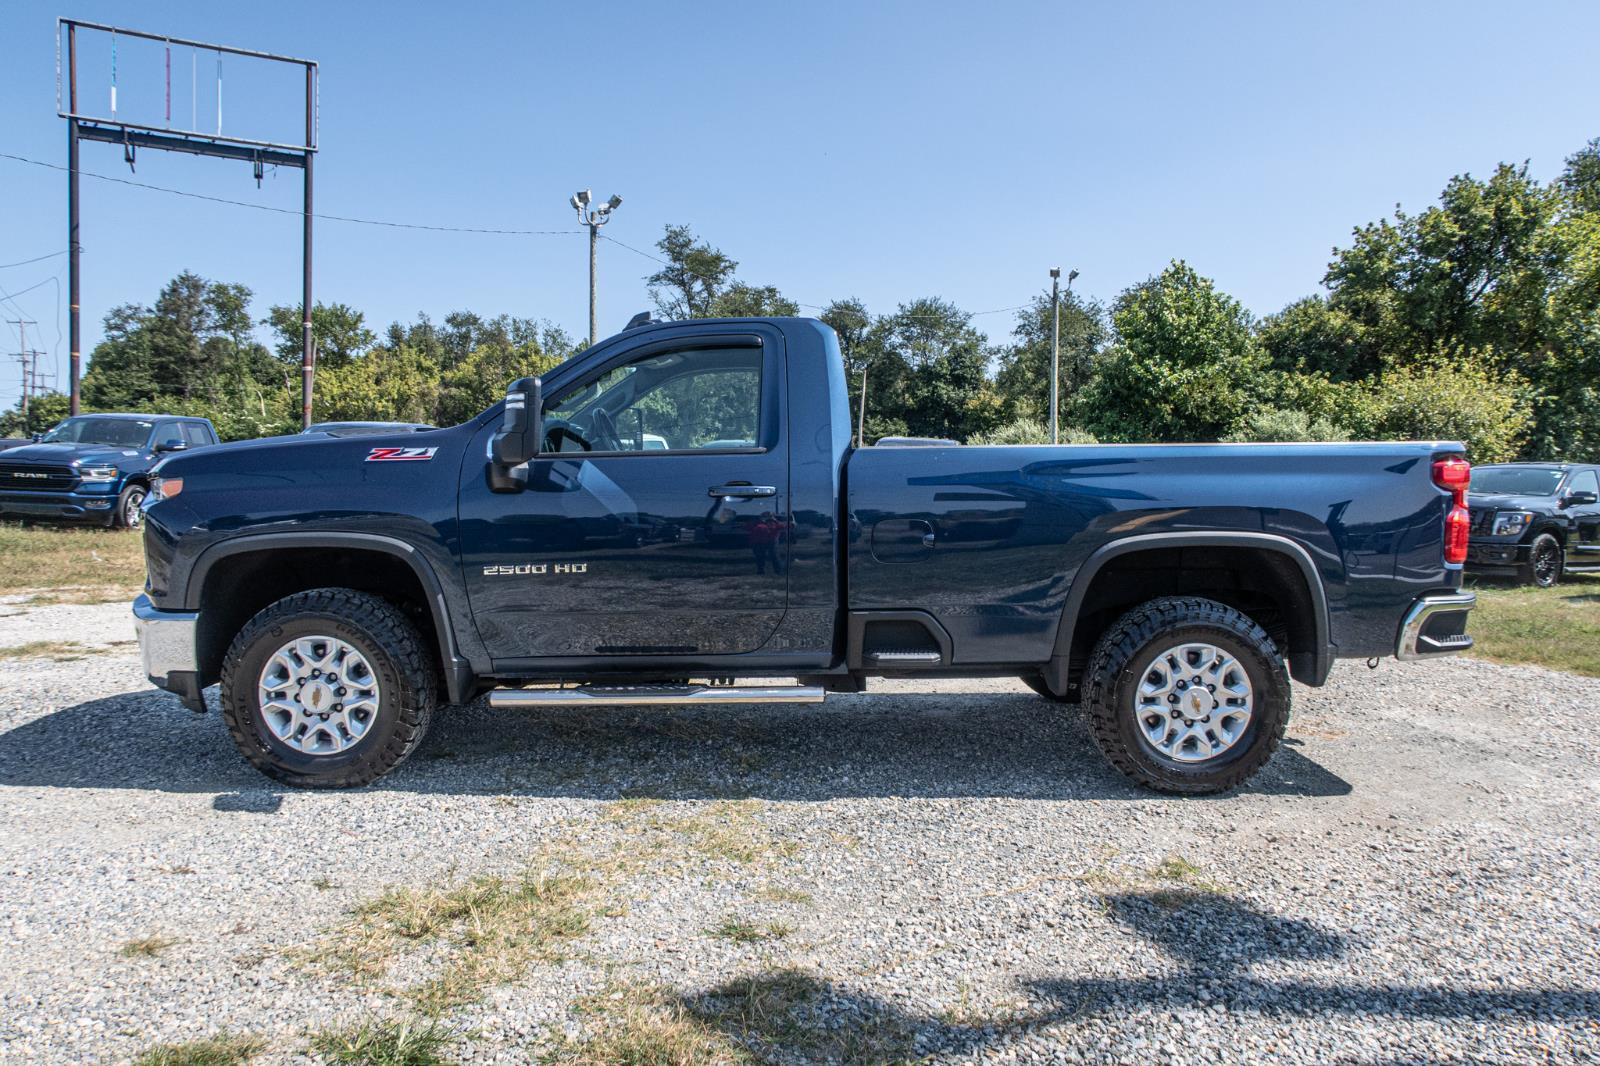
left=1068, top=269, right=1080, bottom=283
left=607, top=194, right=623, bottom=210
left=576, top=189, right=592, bottom=206
left=570, top=194, right=581, bottom=211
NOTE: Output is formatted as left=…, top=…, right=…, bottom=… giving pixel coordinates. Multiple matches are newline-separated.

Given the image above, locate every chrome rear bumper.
left=1396, top=591, right=1475, bottom=661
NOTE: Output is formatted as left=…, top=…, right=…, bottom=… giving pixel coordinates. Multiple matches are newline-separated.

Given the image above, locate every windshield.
left=38, top=416, right=153, bottom=448
left=1470, top=467, right=1564, bottom=496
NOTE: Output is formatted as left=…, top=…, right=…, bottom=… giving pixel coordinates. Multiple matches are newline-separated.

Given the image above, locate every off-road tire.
left=1082, top=596, right=1289, bottom=795
left=220, top=588, right=435, bottom=788
left=112, top=483, right=146, bottom=529
left=1519, top=533, right=1563, bottom=588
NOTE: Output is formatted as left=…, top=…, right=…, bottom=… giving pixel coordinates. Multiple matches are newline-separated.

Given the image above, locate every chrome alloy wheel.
left=1132, top=641, right=1254, bottom=764
left=256, top=636, right=380, bottom=755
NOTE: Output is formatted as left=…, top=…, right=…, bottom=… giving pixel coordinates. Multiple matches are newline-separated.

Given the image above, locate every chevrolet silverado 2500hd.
left=133, top=316, right=1475, bottom=793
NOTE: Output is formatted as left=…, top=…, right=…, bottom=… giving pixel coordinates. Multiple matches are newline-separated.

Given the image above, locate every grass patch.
left=0, top=640, right=97, bottom=661
left=119, top=934, right=180, bottom=958
left=0, top=522, right=145, bottom=593
left=705, top=917, right=793, bottom=944
left=1466, top=574, right=1600, bottom=676
left=322, top=871, right=595, bottom=1013
left=309, top=1017, right=455, bottom=1065
left=134, top=1031, right=264, bottom=1066
left=551, top=970, right=916, bottom=1065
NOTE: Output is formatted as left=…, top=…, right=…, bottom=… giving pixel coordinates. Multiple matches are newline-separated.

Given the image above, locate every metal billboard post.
left=57, top=19, right=320, bottom=426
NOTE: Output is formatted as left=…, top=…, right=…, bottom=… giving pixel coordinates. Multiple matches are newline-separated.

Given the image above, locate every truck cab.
left=133, top=317, right=1474, bottom=794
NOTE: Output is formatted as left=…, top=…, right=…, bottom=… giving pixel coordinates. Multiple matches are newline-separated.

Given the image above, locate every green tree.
left=1222, top=407, right=1351, bottom=443
left=706, top=283, right=800, bottom=318
left=1257, top=296, right=1373, bottom=381
left=645, top=224, right=739, bottom=319
left=1561, top=137, right=1600, bottom=215
left=1336, top=349, right=1532, bottom=463
left=265, top=302, right=377, bottom=370
left=866, top=298, right=999, bottom=441
left=0, top=391, right=72, bottom=437
left=993, top=290, right=1107, bottom=421
left=968, top=417, right=1097, bottom=445
left=1075, top=261, right=1269, bottom=442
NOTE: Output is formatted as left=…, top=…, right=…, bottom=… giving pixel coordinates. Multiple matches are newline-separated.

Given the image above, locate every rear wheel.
left=1082, top=596, right=1289, bottom=794
left=220, top=588, right=436, bottom=788
left=1519, top=533, right=1562, bottom=588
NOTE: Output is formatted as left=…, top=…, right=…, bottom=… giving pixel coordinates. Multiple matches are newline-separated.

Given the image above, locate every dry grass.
left=0, top=522, right=146, bottom=594
left=133, top=1031, right=264, bottom=1066
left=548, top=969, right=922, bottom=1065
left=312, top=799, right=803, bottom=1018
left=0, top=639, right=98, bottom=661
left=322, top=870, right=595, bottom=1013
left=1467, top=573, right=1600, bottom=677
left=119, top=934, right=181, bottom=958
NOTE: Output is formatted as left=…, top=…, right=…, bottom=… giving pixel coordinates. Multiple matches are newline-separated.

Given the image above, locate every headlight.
left=78, top=465, right=118, bottom=482
left=148, top=476, right=184, bottom=502
left=1492, top=511, right=1532, bottom=537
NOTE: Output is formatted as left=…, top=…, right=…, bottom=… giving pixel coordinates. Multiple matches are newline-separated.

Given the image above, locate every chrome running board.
left=488, top=683, right=825, bottom=708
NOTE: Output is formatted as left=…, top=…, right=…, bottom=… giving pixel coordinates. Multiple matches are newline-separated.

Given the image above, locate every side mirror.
left=488, top=376, right=543, bottom=493
left=154, top=440, right=188, bottom=454
left=1563, top=490, right=1598, bottom=507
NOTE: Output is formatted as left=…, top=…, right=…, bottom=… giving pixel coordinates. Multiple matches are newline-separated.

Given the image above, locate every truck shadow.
left=0, top=686, right=1351, bottom=802
left=660, top=891, right=1597, bottom=1059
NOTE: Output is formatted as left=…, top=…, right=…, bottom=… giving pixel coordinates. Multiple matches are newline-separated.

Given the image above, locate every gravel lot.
left=1, top=600, right=1597, bottom=1064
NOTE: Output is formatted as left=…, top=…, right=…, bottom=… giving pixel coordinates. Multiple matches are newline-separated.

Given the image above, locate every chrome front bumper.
left=132, top=592, right=199, bottom=684
left=1396, top=591, right=1476, bottom=661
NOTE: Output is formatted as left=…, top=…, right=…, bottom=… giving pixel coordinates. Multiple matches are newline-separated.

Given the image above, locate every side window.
left=181, top=422, right=211, bottom=447
left=1569, top=470, right=1599, bottom=497
left=151, top=422, right=184, bottom=449
left=542, top=345, right=764, bottom=454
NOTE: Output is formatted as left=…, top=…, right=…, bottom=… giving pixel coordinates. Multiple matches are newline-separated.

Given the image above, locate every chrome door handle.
left=708, top=484, right=777, bottom=498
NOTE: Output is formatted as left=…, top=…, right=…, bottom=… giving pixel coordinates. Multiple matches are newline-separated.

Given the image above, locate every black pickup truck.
left=133, top=316, right=1475, bottom=794
left=1466, top=462, right=1600, bottom=586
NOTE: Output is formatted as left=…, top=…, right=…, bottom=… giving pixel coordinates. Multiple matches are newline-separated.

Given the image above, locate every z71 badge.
left=366, top=447, right=438, bottom=462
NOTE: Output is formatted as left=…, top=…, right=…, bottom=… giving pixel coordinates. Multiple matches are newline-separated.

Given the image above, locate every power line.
left=0, top=250, right=68, bottom=270
left=0, top=152, right=585, bottom=236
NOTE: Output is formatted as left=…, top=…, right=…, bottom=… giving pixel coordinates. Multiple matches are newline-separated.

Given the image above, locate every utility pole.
left=1048, top=269, right=1060, bottom=445
left=571, top=189, right=622, bottom=346
left=1048, top=268, right=1080, bottom=444
left=8, top=320, right=42, bottom=433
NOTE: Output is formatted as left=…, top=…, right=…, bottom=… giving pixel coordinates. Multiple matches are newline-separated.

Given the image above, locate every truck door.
left=458, top=331, right=789, bottom=661
left=1564, top=468, right=1600, bottom=568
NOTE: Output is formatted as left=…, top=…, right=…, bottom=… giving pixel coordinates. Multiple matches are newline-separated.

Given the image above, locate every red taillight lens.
left=1433, top=455, right=1471, bottom=565
left=1444, top=505, right=1470, bottom=564
left=1432, top=456, right=1471, bottom=493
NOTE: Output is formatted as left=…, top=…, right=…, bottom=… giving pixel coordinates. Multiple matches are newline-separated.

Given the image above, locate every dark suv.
left=1466, top=463, right=1600, bottom=586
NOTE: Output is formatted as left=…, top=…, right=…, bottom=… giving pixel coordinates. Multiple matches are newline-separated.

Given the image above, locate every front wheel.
left=1082, top=597, right=1289, bottom=795
left=113, top=483, right=147, bottom=529
left=219, top=588, right=436, bottom=788
left=1519, top=533, right=1563, bottom=588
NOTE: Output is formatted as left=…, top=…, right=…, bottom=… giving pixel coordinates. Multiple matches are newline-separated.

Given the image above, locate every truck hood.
left=0, top=442, right=148, bottom=466
left=1465, top=492, right=1554, bottom=511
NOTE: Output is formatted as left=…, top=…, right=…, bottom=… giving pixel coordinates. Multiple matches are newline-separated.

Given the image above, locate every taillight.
left=1432, top=456, right=1471, bottom=565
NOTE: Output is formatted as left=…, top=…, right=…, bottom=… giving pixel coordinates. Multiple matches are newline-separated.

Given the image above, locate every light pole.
left=1048, top=267, right=1078, bottom=444
left=571, top=189, right=622, bottom=347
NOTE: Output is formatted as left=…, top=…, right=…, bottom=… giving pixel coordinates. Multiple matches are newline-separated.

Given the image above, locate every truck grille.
left=0, top=462, right=78, bottom=491
left=1468, top=507, right=1496, bottom=535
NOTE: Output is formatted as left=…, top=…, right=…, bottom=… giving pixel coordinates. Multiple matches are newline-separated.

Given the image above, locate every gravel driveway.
left=1, top=601, right=1596, bottom=1064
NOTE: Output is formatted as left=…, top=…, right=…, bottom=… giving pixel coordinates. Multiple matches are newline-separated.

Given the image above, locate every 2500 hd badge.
left=482, top=563, right=589, bottom=576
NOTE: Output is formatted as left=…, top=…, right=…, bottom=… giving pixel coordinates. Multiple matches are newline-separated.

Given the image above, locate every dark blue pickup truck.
left=133, top=316, right=1475, bottom=793
left=1, top=413, right=218, bottom=528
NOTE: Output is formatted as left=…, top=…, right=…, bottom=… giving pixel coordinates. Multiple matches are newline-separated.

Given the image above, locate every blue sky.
left=2, top=0, right=1597, bottom=408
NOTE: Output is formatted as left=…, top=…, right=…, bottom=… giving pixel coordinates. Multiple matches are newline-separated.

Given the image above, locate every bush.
left=1337, top=349, right=1532, bottom=462
left=968, top=417, right=1097, bottom=445
left=1223, top=407, right=1351, bottom=443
